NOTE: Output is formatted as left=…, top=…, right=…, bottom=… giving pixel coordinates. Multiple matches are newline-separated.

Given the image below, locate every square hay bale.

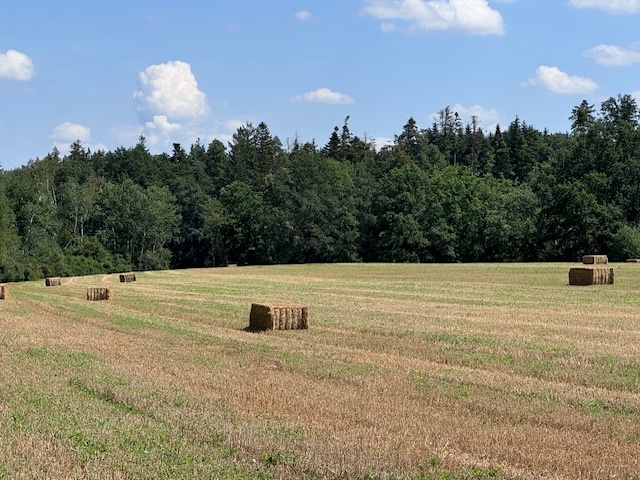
left=45, top=277, right=61, bottom=286
left=582, top=255, right=608, bottom=265
left=249, top=303, right=309, bottom=331
left=119, top=272, right=136, bottom=283
left=626, top=259, right=640, bottom=263
left=87, top=287, right=112, bottom=301
left=0, top=284, right=6, bottom=300
left=569, top=266, right=614, bottom=286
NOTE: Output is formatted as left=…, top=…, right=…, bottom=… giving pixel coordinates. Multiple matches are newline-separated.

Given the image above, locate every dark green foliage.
left=535, top=179, right=623, bottom=261
left=610, top=224, right=640, bottom=261
left=219, top=181, right=272, bottom=265
left=368, top=163, right=433, bottom=262
left=64, top=236, right=129, bottom=276
left=0, top=172, right=24, bottom=282
left=92, top=179, right=180, bottom=271
left=268, top=146, right=360, bottom=263
left=3, top=94, right=640, bottom=277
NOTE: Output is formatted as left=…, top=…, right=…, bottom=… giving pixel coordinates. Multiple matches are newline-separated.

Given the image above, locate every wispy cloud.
left=584, top=42, right=640, bottom=66
left=291, top=87, right=354, bottom=105
left=295, top=10, right=312, bottom=21
left=361, top=0, right=505, bottom=35
left=569, top=0, right=640, bottom=14
left=0, top=49, right=34, bottom=81
left=523, top=66, right=598, bottom=95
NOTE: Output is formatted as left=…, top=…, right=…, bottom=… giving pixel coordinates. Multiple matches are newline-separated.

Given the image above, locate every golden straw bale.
left=45, top=277, right=61, bottom=287
left=626, top=259, right=640, bottom=263
left=582, top=255, right=608, bottom=265
left=569, top=266, right=614, bottom=286
left=119, top=273, right=136, bottom=283
left=87, top=287, right=112, bottom=301
left=0, top=284, right=7, bottom=300
left=249, top=303, right=309, bottom=331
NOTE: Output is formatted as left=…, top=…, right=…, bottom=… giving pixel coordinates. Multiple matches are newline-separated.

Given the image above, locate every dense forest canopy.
left=1, top=94, right=640, bottom=282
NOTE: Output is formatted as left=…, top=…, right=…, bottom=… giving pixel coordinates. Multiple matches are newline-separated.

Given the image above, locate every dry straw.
left=45, top=277, right=61, bottom=287
left=626, top=259, right=640, bottom=263
left=582, top=254, right=608, bottom=265
left=249, top=303, right=309, bottom=331
left=87, top=287, right=112, bottom=301
left=0, top=284, right=6, bottom=300
left=119, top=273, right=137, bottom=283
left=569, top=266, right=614, bottom=286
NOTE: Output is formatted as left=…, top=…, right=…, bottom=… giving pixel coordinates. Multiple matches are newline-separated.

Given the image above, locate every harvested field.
left=1, top=263, right=640, bottom=479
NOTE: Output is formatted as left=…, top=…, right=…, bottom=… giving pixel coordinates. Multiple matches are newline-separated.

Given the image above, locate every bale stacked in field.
left=569, top=267, right=614, bottom=286
left=87, top=287, right=111, bottom=301
left=0, top=284, right=6, bottom=300
left=582, top=255, right=608, bottom=265
left=119, top=273, right=136, bottom=283
left=45, top=277, right=61, bottom=286
left=249, top=303, right=309, bottom=331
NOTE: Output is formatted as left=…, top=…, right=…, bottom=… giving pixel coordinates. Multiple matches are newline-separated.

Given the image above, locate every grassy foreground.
left=1, top=263, right=640, bottom=479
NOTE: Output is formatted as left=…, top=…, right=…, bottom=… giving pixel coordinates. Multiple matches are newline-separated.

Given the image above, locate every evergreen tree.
left=0, top=170, right=23, bottom=281
left=491, top=125, right=512, bottom=179
left=569, top=100, right=596, bottom=135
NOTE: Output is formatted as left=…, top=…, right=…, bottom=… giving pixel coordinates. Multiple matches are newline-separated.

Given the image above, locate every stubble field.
left=1, top=263, right=640, bottom=479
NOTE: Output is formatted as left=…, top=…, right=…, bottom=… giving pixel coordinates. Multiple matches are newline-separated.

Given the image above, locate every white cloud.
left=523, top=66, right=598, bottom=95
left=50, top=122, right=91, bottom=142
left=140, top=115, right=248, bottom=152
left=0, top=49, right=34, bottom=81
left=133, top=60, right=211, bottom=151
left=145, top=115, right=182, bottom=133
left=142, top=115, right=183, bottom=149
left=429, top=104, right=502, bottom=132
left=452, top=103, right=501, bottom=130
left=361, top=0, right=505, bottom=35
left=133, top=60, right=209, bottom=122
left=569, top=0, right=640, bottom=14
left=291, top=87, right=354, bottom=105
left=584, top=42, right=640, bottom=66
left=374, top=136, right=394, bottom=149
left=295, top=10, right=312, bottom=21
left=49, top=122, right=107, bottom=155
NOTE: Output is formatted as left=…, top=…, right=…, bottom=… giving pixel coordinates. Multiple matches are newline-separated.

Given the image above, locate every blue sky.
left=1, top=0, right=640, bottom=170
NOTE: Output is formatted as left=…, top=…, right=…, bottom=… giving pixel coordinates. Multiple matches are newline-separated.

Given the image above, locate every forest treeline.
left=2, top=94, right=640, bottom=282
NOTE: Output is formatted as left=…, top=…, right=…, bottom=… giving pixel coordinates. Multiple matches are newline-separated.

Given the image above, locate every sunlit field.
left=1, top=263, right=640, bottom=479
